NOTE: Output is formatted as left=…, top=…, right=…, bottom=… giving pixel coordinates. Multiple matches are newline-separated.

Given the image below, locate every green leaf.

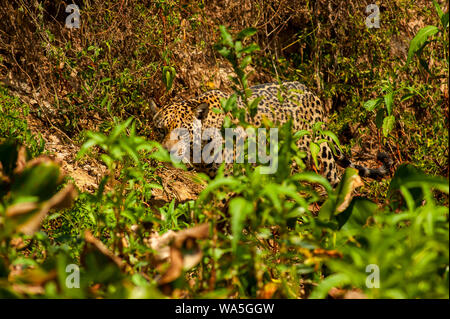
left=11, top=162, right=61, bottom=201
left=222, top=115, right=232, bottom=128
left=321, top=130, right=343, bottom=155
left=229, top=197, right=253, bottom=253
left=382, top=115, right=395, bottom=137
left=162, top=66, right=176, bottom=91
left=336, top=197, right=378, bottom=231
left=239, top=55, right=252, bottom=69
left=432, top=0, right=449, bottom=28
left=236, top=27, right=257, bottom=40
left=441, top=12, right=449, bottom=29
left=248, top=96, right=263, bottom=118
left=219, top=25, right=233, bottom=47
left=198, top=177, right=242, bottom=202
left=217, top=47, right=230, bottom=58
left=234, top=41, right=243, bottom=54
left=384, top=91, right=394, bottom=116
left=312, top=121, right=324, bottom=134
left=388, top=164, right=449, bottom=211
left=309, top=273, right=351, bottom=299
left=375, top=108, right=385, bottom=129
left=407, top=26, right=440, bottom=64
left=240, top=43, right=260, bottom=54
left=309, top=142, right=320, bottom=169
left=363, top=98, right=382, bottom=111
left=319, top=168, right=363, bottom=220
left=110, top=117, right=133, bottom=141
left=221, top=94, right=237, bottom=112
left=292, top=172, right=333, bottom=194
left=293, top=130, right=311, bottom=140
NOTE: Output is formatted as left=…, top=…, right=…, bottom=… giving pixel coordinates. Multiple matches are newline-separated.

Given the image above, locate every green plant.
left=312, top=165, right=449, bottom=299
left=0, top=141, right=78, bottom=297
left=77, top=117, right=177, bottom=254
left=407, top=0, right=449, bottom=68
left=0, top=86, right=44, bottom=157
left=162, top=66, right=176, bottom=92
left=215, top=26, right=262, bottom=122
left=364, top=1, right=449, bottom=141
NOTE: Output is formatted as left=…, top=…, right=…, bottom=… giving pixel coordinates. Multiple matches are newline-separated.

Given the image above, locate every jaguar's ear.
left=149, top=99, right=159, bottom=117
left=194, top=102, right=209, bottom=121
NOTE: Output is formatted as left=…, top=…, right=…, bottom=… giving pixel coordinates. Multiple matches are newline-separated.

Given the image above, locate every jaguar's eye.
left=154, top=127, right=166, bottom=137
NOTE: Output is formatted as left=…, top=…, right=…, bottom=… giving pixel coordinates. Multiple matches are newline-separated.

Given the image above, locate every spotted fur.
left=151, top=82, right=392, bottom=186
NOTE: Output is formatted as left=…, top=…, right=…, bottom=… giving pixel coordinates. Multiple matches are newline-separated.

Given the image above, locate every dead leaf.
left=336, top=174, right=363, bottom=213
left=10, top=237, right=28, bottom=250
left=9, top=265, right=57, bottom=286
left=158, top=245, right=184, bottom=285
left=84, top=230, right=124, bottom=269
left=157, top=223, right=209, bottom=285
left=148, top=230, right=176, bottom=261
left=313, top=248, right=343, bottom=258
left=12, top=284, right=45, bottom=295
left=6, top=202, right=38, bottom=218
left=258, top=282, right=279, bottom=299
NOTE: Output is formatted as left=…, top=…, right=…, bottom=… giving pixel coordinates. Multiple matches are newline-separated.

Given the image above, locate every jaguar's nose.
left=162, top=137, right=178, bottom=151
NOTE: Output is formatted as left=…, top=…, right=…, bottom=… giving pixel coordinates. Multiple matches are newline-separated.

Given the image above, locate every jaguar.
left=150, top=81, right=392, bottom=186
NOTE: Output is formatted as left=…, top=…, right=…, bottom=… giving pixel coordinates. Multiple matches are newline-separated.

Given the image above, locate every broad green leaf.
left=221, top=94, right=237, bottom=112
left=261, top=184, right=283, bottom=212
left=77, top=139, right=97, bottom=160
left=310, top=142, right=320, bottom=169
left=312, top=121, right=324, bottom=133
left=217, top=47, right=230, bottom=58
left=388, top=164, right=449, bottom=211
left=234, top=41, right=243, bottom=54
left=219, top=25, right=233, bottom=47
left=293, top=130, right=311, bottom=139
left=442, top=12, right=449, bottom=29
left=198, top=177, right=242, bottom=202
left=240, top=43, right=260, bottom=54
left=11, top=162, right=61, bottom=201
left=321, top=130, right=344, bottom=155
left=309, top=273, right=351, bottom=299
left=261, top=183, right=307, bottom=208
left=222, top=115, right=232, bottom=128
left=382, top=115, right=395, bottom=137
left=248, top=96, right=263, bottom=118
left=319, top=168, right=363, bottom=220
left=162, top=66, right=176, bottom=91
left=432, top=0, right=449, bottom=28
left=407, top=26, right=439, bottom=64
left=110, top=117, right=133, bottom=141
left=336, top=197, right=378, bottom=231
left=375, top=108, right=385, bottom=129
left=384, top=91, right=394, bottom=116
left=363, top=98, right=382, bottom=111
left=292, top=172, right=333, bottom=194
left=239, top=55, right=252, bottom=69
left=229, top=197, right=253, bottom=253
left=236, top=27, right=257, bottom=40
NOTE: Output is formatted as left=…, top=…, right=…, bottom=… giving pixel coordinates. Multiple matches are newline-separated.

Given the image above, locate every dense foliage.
left=0, top=0, right=448, bottom=299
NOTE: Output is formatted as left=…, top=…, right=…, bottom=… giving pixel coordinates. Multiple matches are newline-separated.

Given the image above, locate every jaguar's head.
left=150, top=98, right=212, bottom=162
